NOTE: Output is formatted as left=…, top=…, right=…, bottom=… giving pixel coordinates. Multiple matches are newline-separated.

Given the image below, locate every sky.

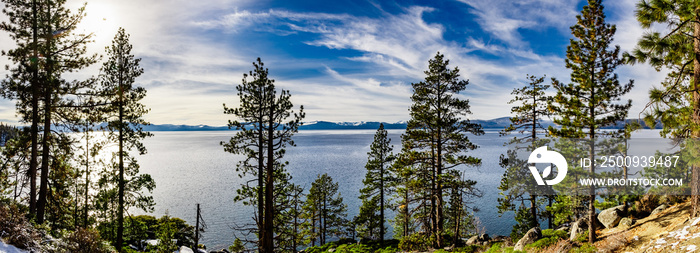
left=0, top=0, right=669, bottom=126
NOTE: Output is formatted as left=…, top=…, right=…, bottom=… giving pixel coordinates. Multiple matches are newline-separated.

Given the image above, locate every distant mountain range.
left=142, top=117, right=659, bottom=131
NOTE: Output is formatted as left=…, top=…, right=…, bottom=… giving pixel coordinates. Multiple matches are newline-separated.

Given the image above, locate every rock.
left=479, top=233, right=490, bottom=241
left=444, top=244, right=455, bottom=251
left=179, top=246, right=194, bottom=253
left=328, top=248, right=335, bottom=252
left=598, top=205, right=626, bottom=229
left=569, top=217, right=587, bottom=241
left=618, top=217, right=634, bottom=229
left=514, top=227, right=542, bottom=251
left=466, top=235, right=479, bottom=245
left=652, top=204, right=668, bottom=215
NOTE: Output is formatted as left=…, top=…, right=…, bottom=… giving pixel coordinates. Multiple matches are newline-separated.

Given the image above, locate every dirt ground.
left=595, top=202, right=700, bottom=253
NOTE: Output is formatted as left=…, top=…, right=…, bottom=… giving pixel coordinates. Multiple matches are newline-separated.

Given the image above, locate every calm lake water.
left=134, top=129, right=663, bottom=249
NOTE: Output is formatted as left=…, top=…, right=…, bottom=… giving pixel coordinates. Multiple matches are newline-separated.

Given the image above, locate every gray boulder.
left=466, top=235, right=479, bottom=245
left=618, top=217, right=634, bottom=229
left=652, top=204, right=668, bottom=215
left=514, top=227, right=542, bottom=251
left=597, top=205, right=626, bottom=229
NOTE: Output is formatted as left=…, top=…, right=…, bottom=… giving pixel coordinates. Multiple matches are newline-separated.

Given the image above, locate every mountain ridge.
left=142, top=117, right=659, bottom=131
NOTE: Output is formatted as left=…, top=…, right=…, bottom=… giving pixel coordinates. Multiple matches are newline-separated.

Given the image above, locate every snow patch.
left=0, top=240, right=29, bottom=253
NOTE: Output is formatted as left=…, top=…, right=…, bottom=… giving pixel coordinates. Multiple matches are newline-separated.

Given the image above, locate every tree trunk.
left=588, top=72, right=596, bottom=243
left=28, top=0, right=39, bottom=219
left=380, top=159, right=385, bottom=243
left=692, top=13, right=700, bottom=218
left=117, top=65, right=125, bottom=252
left=258, top=115, right=264, bottom=252
left=36, top=3, right=52, bottom=223
left=263, top=101, right=274, bottom=252
left=84, top=129, right=90, bottom=227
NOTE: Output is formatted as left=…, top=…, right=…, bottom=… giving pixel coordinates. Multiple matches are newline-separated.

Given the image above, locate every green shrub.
left=571, top=243, right=597, bottom=253
left=455, top=244, right=481, bottom=253
left=483, top=242, right=524, bottom=253
left=398, top=233, right=429, bottom=251
left=527, top=236, right=560, bottom=249
left=575, top=230, right=589, bottom=243
left=541, top=229, right=567, bottom=239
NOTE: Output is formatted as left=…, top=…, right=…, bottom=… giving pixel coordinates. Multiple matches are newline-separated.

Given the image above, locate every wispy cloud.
left=457, top=0, right=579, bottom=46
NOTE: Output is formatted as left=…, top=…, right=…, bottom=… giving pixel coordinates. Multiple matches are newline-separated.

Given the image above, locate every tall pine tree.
left=402, top=52, right=483, bottom=247
left=549, top=0, right=633, bottom=243
left=498, top=74, right=552, bottom=239
left=358, top=123, right=394, bottom=243
left=626, top=0, right=700, bottom=217
left=98, top=27, right=155, bottom=250
left=302, top=173, right=348, bottom=246
left=222, top=57, right=304, bottom=252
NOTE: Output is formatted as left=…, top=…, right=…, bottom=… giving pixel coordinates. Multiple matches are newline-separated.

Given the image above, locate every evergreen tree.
left=0, top=0, right=98, bottom=223
left=626, top=0, right=700, bottom=217
left=302, top=173, right=348, bottom=246
left=358, top=123, right=394, bottom=243
left=354, top=195, right=380, bottom=240
left=389, top=153, right=421, bottom=239
left=97, top=28, right=155, bottom=250
left=222, top=57, right=304, bottom=252
left=402, top=52, right=483, bottom=247
left=549, top=0, right=633, bottom=243
left=498, top=74, right=552, bottom=238
left=444, top=170, right=479, bottom=246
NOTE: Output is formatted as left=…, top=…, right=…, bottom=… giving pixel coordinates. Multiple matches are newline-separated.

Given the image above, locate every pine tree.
left=626, top=0, right=700, bottom=217
left=498, top=74, right=552, bottom=238
left=222, top=57, right=304, bottom=252
left=98, top=28, right=155, bottom=250
left=302, top=173, right=348, bottom=246
left=402, top=52, right=483, bottom=247
left=549, top=0, right=633, bottom=243
left=0, top=0, right=98, bottom=223
left=358, top=123, right=394, bottom=243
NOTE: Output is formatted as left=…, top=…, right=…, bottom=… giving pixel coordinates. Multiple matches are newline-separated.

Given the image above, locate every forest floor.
left=595, top=201, right=700, bottom=253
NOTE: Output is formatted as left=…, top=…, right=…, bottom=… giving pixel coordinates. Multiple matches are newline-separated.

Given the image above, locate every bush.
left=527, top=237, right=560, bottom=249
left=398, top=233, right=429, bottom=251
left=483, top=242, right=524, bottom=253
left=541, top=229, right=567, bottom=239
left=0, top=203, right=40, bottom=250
left=64, top=228, right=112, bottom=253
left=571, top=243, right=596, bottom=253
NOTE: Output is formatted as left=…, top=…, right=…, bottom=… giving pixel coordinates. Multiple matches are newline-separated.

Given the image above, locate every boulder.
left=569, top=217, right=587, bottom=241
left=618, top=217, right=634, bottom=229
left=479, top=233, right=490, bottom=241
left=179, top=246, right=194, bottom=253
left=466, top=235, right=479, bottom=245
left=514, top=227, right=542, bottom=251
left=598, top=205, right=626, bottom=229
left=652, top=204, right=668, bottom=215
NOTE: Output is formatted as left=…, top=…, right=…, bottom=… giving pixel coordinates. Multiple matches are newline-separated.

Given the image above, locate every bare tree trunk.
left=692, top=14, right=700, bottom=218
left=263, top=102, right=274, bottom=252
left=36, top=3, right=52, bottom=224
left=28, top=0, right=39, bottom=219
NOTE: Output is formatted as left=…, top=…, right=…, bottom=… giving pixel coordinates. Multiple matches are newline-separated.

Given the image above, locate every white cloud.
left=457, top=0, right=580, bottom=46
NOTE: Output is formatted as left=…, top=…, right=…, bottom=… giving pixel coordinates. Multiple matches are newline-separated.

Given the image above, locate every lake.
left=134, top=129, right=663, bottom=249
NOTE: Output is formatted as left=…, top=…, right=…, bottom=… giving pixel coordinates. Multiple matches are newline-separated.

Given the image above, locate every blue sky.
left=0, top=0, right=667, bottom=125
